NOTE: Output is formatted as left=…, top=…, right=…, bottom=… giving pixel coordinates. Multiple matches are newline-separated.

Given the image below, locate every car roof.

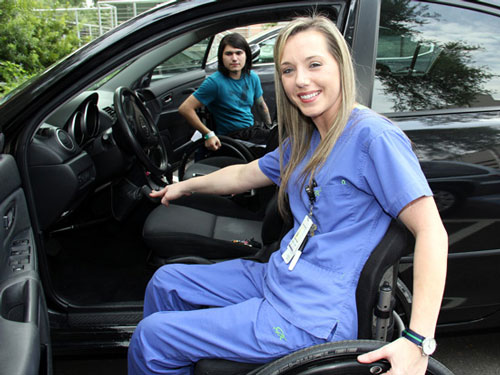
left=0, top=0, right=347, bottom=134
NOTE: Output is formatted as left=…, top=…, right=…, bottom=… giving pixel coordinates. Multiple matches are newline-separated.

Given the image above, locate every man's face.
left=222, top=44, right=246, bottom=77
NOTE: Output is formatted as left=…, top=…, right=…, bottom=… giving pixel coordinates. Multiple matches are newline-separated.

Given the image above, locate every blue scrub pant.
left=128, top=259, right=325, bottom=374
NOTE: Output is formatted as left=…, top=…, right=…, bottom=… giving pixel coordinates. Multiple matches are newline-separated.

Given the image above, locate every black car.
left=1, top=0, right=500, bottom=373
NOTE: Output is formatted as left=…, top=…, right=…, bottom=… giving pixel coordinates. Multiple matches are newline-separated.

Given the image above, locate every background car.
left=1, top=0, right=500, bottom=373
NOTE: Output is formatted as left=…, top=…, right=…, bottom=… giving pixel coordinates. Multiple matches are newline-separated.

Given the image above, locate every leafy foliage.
left=0, top=0, right=83, bottom=96
left=0, top=60, right=33, bottom=95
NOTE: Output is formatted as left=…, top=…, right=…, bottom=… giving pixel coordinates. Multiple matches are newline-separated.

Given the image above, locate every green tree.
left=60, top=0, right=86, bottom=6
left=0, top=0, right=82, bottom=96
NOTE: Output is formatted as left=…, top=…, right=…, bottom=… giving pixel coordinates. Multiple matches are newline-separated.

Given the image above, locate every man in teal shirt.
left=179, top=33, right=272, bottom=152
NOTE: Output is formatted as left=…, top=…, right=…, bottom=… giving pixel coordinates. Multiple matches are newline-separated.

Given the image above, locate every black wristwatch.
left=402, top=328, right=437, bottom=356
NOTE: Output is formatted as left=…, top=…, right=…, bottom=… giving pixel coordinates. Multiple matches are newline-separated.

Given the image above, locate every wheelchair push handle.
left=375, top=282, right=393, bottom=341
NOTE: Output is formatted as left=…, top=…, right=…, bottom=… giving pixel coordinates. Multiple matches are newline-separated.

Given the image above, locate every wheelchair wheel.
left=251, top=340, right=454, bottom=375
left=178, top=135, right=254, bottom=180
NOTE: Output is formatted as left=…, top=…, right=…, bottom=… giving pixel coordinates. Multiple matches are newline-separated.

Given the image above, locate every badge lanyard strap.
left=297, top=180, right=318, bottom=253
left=304, top=179, right=318, bottom=237
left=283, top=179, right=319, bottom=270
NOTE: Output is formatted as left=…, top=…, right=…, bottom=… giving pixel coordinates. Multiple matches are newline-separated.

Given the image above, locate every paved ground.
left=433, top=330, right=500, bottom=375
left=53, top=330, right=500, bottom=375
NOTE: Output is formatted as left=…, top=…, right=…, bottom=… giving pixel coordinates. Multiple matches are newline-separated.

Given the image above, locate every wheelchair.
left=178, top=105, right=277, bottom=182
left=179, top=134, right=256, bottom=181
left=191, top=219, right=453, bottom=374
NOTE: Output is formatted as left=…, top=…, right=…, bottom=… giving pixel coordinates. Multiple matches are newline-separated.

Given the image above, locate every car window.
left=373, top=0, right=500, bottom=113
left=376, top=26, right=439, bottom=76
left=206, top=31, right=229, bottom=63
left=254, top=35, right=277, bottom=64
left=151, top=37, right=211, bottom=80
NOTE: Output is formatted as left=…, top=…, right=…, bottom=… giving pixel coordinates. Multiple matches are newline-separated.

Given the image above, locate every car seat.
left=143, top=123, right=280, bottom=265
left=142, top=191, right=287, bottom=267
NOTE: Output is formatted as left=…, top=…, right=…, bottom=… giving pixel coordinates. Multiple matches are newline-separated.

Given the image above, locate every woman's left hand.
left=357, top=338, right=429, bottom=375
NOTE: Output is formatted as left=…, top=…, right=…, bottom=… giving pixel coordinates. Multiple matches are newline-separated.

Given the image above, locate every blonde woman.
left=128, top=16, right=448, bottom=375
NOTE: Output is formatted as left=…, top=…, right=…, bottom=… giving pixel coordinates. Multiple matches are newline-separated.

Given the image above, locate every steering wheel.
left=113, top=86, right=168, bottom=176
left=178, top=135, right=255, bottom=181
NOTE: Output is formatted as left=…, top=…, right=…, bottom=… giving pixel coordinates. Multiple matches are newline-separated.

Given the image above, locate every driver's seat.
left=143, top=191, right=285, bottom=266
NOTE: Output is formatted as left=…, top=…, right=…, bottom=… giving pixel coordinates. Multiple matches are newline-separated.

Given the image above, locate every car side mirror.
left=250, top=43, right=261, bottom=63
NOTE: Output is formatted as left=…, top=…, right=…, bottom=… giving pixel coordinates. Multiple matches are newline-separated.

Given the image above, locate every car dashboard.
left=28, top=90, right=128, bottom=230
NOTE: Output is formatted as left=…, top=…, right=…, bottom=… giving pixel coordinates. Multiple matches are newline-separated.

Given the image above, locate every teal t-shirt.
left=194, top=71, right=263, bottom=135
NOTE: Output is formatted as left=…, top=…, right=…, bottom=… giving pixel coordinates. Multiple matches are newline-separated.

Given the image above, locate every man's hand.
left=357, top=338, right=429, bottom=375
left=205, top=135, right=221, bottom=151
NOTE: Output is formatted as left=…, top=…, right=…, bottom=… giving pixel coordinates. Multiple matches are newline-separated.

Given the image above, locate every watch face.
left=422, top=338, right=437, bottom=355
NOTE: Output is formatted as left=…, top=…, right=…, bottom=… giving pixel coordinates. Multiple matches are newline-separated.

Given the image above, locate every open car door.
left=0, top=133, right=52, bottom=375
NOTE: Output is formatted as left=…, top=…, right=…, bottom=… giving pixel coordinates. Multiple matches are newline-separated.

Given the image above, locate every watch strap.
left=402, top=328, right=437, bottom=356
left=402, top=328, right=425, bottom=347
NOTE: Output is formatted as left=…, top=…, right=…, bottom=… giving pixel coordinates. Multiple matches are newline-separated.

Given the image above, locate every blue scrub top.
left=258, top=107, right=432, bottom=341
left=194, top=71, right=263, bottom=135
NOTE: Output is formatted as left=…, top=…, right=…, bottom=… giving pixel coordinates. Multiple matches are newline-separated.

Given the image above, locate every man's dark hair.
left=217, top=33, right=253, bottom=77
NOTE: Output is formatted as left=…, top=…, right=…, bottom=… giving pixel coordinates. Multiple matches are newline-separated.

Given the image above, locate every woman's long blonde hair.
left=273, top=16, right=357, bottom=217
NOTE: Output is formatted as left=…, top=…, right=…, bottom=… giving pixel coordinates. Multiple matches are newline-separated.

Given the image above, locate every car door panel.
left=0, top=154, right=51, bottom=375
left=252, top=64, right=276, bottom=121
left=395, top=111, right=500, bottom=326
left=148, top=70, right=207, bottom=162
left=368, top=0, right=500, bottom=329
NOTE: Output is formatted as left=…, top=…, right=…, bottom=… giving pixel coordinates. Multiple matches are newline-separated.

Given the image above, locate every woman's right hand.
left=150, top=183, right=192, bottom=207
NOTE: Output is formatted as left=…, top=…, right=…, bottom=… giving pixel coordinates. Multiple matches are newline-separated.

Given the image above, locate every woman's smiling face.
left=280, top=29, right=342, bottom=132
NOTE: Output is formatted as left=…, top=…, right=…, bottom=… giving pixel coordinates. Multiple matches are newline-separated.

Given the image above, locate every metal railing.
left=99, top=0, right=166, bottom=24
left=35, top=4, right=116, bottom=42
left=35, top=1, right=166, bottom=42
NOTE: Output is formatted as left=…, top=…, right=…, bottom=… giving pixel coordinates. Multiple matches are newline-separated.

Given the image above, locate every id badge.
left=282, top=215, right=313, bottom=264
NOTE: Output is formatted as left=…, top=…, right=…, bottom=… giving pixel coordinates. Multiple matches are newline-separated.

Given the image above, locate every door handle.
left=3, top=206, right=15, bottom=231
left=163, top=94, right=173, bottom=105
